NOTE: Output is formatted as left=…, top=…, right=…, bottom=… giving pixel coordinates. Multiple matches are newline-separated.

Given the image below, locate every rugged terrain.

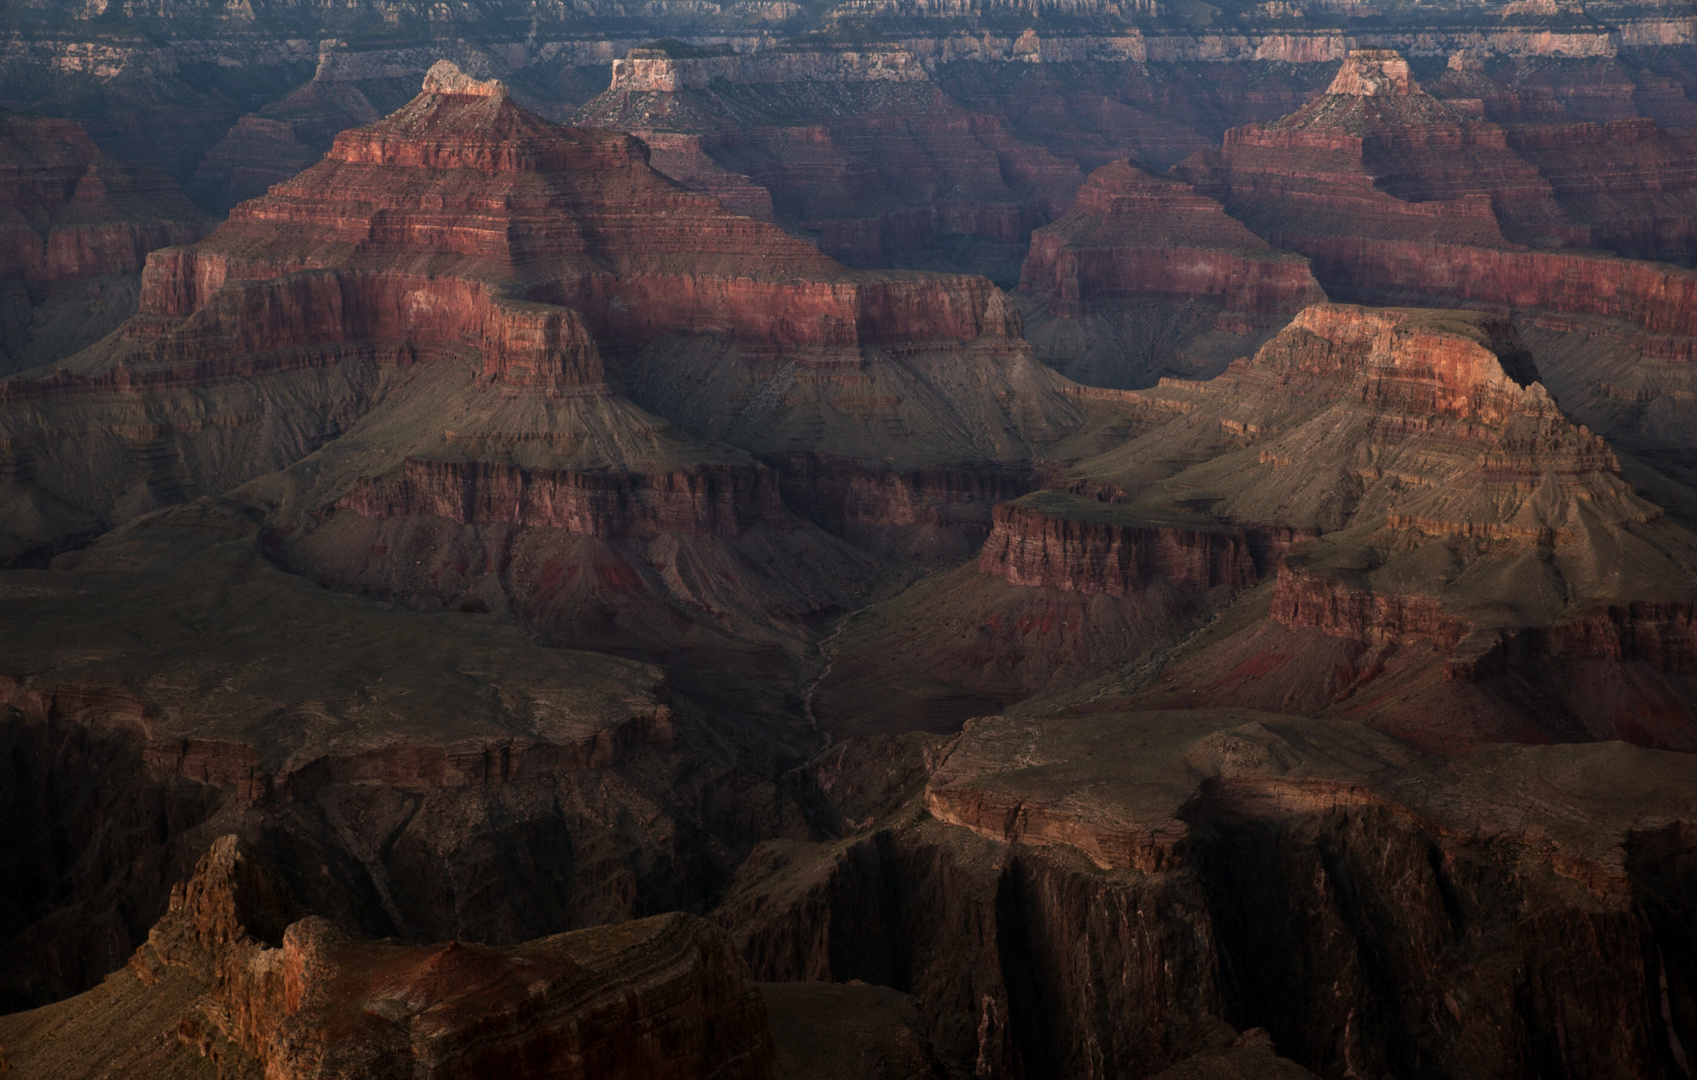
left=2, top=23, right=1697, bottom=1080
left=1173, top=48, right=1697, bottom=515
left=0, top=114, right=206, bottom=374
left=1016, top=158, right=1325, bottom=387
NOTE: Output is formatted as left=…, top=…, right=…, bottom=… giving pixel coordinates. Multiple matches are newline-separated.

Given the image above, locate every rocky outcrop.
left=344, top=457, right=790, bottom=538
left=127, top=265, right=607, bottom=388
left=979, top=495, right=1259, bottom=597
left=1016, top=159, right=1324, bottom=387
left=174, top=73, right=1027, bottom=352
left=1020, top=161, right=1323, bottom=320
left=1040, top=302, right=1697, bottom=744
left=0, top=114, right=208, bottom=374
left=1, top=62, right=1105, bottom=601
left=718, top=823, right=1228, bottom=1079
left=1269, top=565, right=1470, bottom=652
left=769, top=453, right=1036, bottom=558
left=720, top=708, right=1697, bottom=1079
left=0, top=498, right=830, bottom=1021
left=1178, top=50, right=1580, bottom=252
left=1173, top=47, right=1697, bottom=456
left=0, top=835, right=777, bottom=1080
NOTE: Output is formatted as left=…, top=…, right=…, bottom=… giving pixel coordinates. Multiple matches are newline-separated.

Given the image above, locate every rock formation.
left=1063, top=304, right=1697, bottom=747
left=575, top=43, right=1083, bottom=282
left=1017, top=160, right=1325, bottom=387
left=0, top=835, right=777, bottom=1079
left=0, top=62, right=1134, bottom=655
left=0, top=114, right=207, bottom=373
left=1175, top=47, right=1697, bottom=496
left=811, top=302, right=1697, bottom=749
left=6, top=22, right=1697, bottom=1080
left=0, top=499, right=739, bottom=1008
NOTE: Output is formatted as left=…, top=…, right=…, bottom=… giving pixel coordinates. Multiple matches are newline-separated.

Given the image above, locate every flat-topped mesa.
left=1326, top=49, right=1419, bottom=97
left=1020, top=160, right=1324, bottom=318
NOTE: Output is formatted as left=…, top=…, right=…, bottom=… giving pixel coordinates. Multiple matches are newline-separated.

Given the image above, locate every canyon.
left=1, top=16, right=1697, bottom=1080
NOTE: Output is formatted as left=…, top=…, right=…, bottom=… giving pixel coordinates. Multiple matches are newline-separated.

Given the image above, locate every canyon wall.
left=718, top=712, right=1697, bottom=1079
left=979, top=498, right=1260, bottom=597
left=343, top=457, right=791, bottom=539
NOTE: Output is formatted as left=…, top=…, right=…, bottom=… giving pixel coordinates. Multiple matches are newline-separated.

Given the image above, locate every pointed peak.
left=1327, top=49, right=1420, bottom=96
left=421, top=60, right=508, bottom=99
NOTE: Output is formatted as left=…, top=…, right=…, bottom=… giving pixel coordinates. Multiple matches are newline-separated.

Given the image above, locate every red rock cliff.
left=1019, top=160, right=1324, bottom=319
left=143, top=63, right=1023, bottom=355
left=343, top=457, right=790, bottom=539
left=1176, top=49, right=1697, bottom=335
left=979, top=496, right=1260, bottom=597
left=0, top=116, right=206, bottom=283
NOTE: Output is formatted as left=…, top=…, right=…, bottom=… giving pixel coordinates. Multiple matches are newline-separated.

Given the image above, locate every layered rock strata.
left=1054, top=303, right=1697, bottom=746
left=1021, top=162, right=1324, bottom=320
left=0, top=835, right=777, bottom=1080
left=814, top=301, right=1697, bottom=747
left=1175, top=47, right=1697, bottom=471
left=576, top=47, right=1083, bottom=279
left=0, top=63, right=1124, bottom=649
left=979, top=495, right=1260, bottom=598
left=877, top=708, right=1697, bottom=1078
left=706, top=704, right=1697, bottom=1079
left=0, top=115, right=207, bottom=373
left=1017, top=159, right=1325, bottom=386
left=0, top=500, right=755, bottom=1011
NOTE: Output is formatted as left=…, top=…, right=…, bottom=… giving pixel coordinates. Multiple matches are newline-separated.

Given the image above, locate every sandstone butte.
left=573, top=42, right=1083, bottom=277
left=0, top=113, right=208, bottom=373
left=1015, top=158, right=1327, bottom=387
left=0, top=61, right=1144, bottom=652
left=813, top=303, right=1697, bottom=750
left=1174, top=47, right=1697, bottom=467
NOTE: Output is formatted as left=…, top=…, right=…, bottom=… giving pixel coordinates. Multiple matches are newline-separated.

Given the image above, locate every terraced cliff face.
left=0, top=835, right=777, bottom=1080
left=0, top=62, right=1136, bottom=659
left=725, top=708, right=1696, bottom=1080
left=1053, top=303, right=1697, bottom=748
left=1017, top=160, right=1326, bottom=387
left=0, top=501, right=748, bottom=1009
left=810, top=302, right=1697, bottom=750
left=1174, top=47, right=1697, bottom=479
left=0, top=116, right=207, bottom=374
